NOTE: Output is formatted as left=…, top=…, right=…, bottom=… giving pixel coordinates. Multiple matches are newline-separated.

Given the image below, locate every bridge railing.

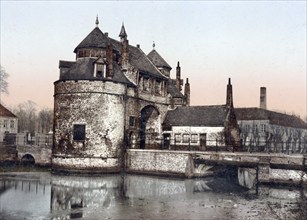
left=135, top=137, right=307, bottom=155
left=5, top=133, right=53, bottom=148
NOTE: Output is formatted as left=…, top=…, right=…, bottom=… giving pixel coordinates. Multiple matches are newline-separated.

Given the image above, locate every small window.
left=253, top=124, right=257, bottom=132
left=96, top=64, right=104, bottom=78
left=3, top=120, right=7, bottom=128
left=183, top=134, right=190, bottom=143
left=78, top=50, right=84, bottom=57
left=143, top=78, right=150, bottom=92
left=191, top=134, right=198, bottom=143
left=261, top=124, right=266, bottom=132
left=155, top=80, right=161, bottom=94
left=73, top=124, right=86, bottom=141
left=10, top=120, right=15, bottom=129
left=129, top=116, right=135, bottom=127
left=175, top=134, right=181, bottom=143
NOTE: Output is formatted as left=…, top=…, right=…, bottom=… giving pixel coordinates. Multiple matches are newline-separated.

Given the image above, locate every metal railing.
left=4, top=133, right=53, bottom=148
left=131, top=137, right=307, bottom=155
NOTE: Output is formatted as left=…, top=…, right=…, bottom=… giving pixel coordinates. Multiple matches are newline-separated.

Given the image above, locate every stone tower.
left=52, top=18, right=130, bottom=173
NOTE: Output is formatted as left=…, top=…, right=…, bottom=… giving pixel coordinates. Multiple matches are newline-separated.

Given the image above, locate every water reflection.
left=0, top=172, right=306, bottom=219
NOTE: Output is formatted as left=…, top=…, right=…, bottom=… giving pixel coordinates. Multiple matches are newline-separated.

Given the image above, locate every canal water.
left=0, top=171, right=306, bottom=219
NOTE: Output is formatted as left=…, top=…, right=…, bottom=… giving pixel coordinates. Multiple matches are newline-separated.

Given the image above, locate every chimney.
left=121, top=39, right=129, bottom=69
left=184, top=78, right=190, bottom=106
left=105, top=32, right=108, bottom=37
left=176, top=61, right=183, bottom=91
left=106, top=43, right=113, bottom=78
left=226, top=78, right=233, bottom=108
left=260, top=87, right=267, bottom=109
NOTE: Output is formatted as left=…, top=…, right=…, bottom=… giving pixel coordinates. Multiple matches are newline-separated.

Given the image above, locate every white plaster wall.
left=0, top=117, right=18, bottom=141
left=171, top=126, right=224, bottom=146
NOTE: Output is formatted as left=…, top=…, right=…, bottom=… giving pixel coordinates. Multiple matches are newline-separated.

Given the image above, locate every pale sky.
left=1, top=1, right=306, bottom=118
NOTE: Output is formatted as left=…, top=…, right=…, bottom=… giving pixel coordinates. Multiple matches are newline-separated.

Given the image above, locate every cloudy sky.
left=1, top=1, right=306, bottom=118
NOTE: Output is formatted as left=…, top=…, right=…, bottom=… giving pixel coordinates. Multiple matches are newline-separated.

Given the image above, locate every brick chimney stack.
left=260, top=87, right=267, bottom=109
left=184, top=78, right=190, bottom=106
left=106, top=43, right=113, bottom=78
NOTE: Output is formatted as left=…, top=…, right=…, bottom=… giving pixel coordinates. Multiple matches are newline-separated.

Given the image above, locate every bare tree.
left=11, top=100, right=37, bottom=135
left=38, top=108, right=53, bottom=133
left=0, top=66, right=9, bottom=102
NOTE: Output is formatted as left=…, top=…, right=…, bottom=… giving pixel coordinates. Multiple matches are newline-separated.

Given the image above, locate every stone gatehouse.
left=52, top=17, right=190, bottom=172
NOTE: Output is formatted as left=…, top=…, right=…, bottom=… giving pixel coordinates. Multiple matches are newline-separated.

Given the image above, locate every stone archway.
left=140, top=105, right=160, bottom=149
left=21, top=154, right=35, bottom=165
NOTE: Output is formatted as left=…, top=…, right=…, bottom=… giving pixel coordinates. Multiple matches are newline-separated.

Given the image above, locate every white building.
left=0, top=104, right=18, bottom=142
left=235, top=108, right=307, bottom=153
left=162, top=79, right=241, bottom=151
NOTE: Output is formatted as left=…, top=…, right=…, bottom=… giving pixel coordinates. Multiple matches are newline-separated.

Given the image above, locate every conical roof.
left=147, top=49, right=172, bottom=70
left=119, top=24, right=127, bottom=38
left=74, top=27, right=109, bottom=53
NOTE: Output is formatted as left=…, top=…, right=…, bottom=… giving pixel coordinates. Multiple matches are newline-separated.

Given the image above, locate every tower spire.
left=95, top=15, right=99, bottom=27
left=119, top=22, right=127, bottom=41
left=226, top=78, right=233, bottom=108
left=153, top=41, right=155, bottom=50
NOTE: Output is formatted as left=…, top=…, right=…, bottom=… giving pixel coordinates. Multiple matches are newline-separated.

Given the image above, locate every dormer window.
left=96, top=63, right=104, bottom=78
left=94, top=57, right=107, bottom=78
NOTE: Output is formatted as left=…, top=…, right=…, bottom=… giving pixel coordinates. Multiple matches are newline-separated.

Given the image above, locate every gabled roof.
left=147, top=49, right=172, bottom=70
left=167, top=79, right=184, bottom=98
left=235, top=107, right=307, bottom=129
left=74, top=27, right=110, bottom=52
left=109, top=38, right=167, bottom=80
left=58, top=58, right=135, bottom=86
left=163, top=105, right=228, bottom=127
left=0, top=104, right=17, bottom=118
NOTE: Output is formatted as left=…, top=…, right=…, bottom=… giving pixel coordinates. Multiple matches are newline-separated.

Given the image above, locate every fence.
left=4, top=133, right=53, bottom=148
left=132, top=137, right=307, bottom=155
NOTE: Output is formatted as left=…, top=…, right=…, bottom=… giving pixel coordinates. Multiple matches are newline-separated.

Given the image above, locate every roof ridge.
left=136, top=47, right=168, bottom=80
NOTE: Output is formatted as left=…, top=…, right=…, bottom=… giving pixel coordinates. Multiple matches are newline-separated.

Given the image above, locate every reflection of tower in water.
left=50, top=175, right=123, bottom=219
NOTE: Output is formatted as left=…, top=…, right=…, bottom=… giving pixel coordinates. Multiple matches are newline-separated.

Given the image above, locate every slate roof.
left=119, top=24, right=127, bottom=38
left=59, top=61, right=75, bottom=68
left=0, top=104, right=17, bottom=118
left=147, top=49, right=172, bottom=70
left=163, top=105, right=228, bottom=127
left=74, top=27, right=110, bottom=52
left=235, top=108, right=307, bottom=129
left=68, top=26, right=168, bottom=84
left=109, top=38, right=167, bottom=80
left=59, top=58, right=135, bottom=86
left=167, top=79, right=184, bottom=98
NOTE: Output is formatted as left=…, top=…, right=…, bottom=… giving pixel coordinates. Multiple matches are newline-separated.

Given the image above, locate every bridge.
left=126, top=149, right=307, bottom=189
left=17, top=145, right=51, bottom=166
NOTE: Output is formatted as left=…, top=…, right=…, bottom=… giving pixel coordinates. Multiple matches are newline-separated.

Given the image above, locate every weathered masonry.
left=126, top=149, right=307, bottom=188
left=52, top=17, right=190, bottom=173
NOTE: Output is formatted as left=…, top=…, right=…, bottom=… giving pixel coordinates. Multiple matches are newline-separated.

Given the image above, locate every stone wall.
left=126, top=149, right=194, bottom=177
left=53, top=80, right=126, bottom=172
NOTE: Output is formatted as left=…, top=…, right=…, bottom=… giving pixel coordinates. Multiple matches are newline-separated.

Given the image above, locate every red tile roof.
left=0, top=104, right=17, bottom=118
